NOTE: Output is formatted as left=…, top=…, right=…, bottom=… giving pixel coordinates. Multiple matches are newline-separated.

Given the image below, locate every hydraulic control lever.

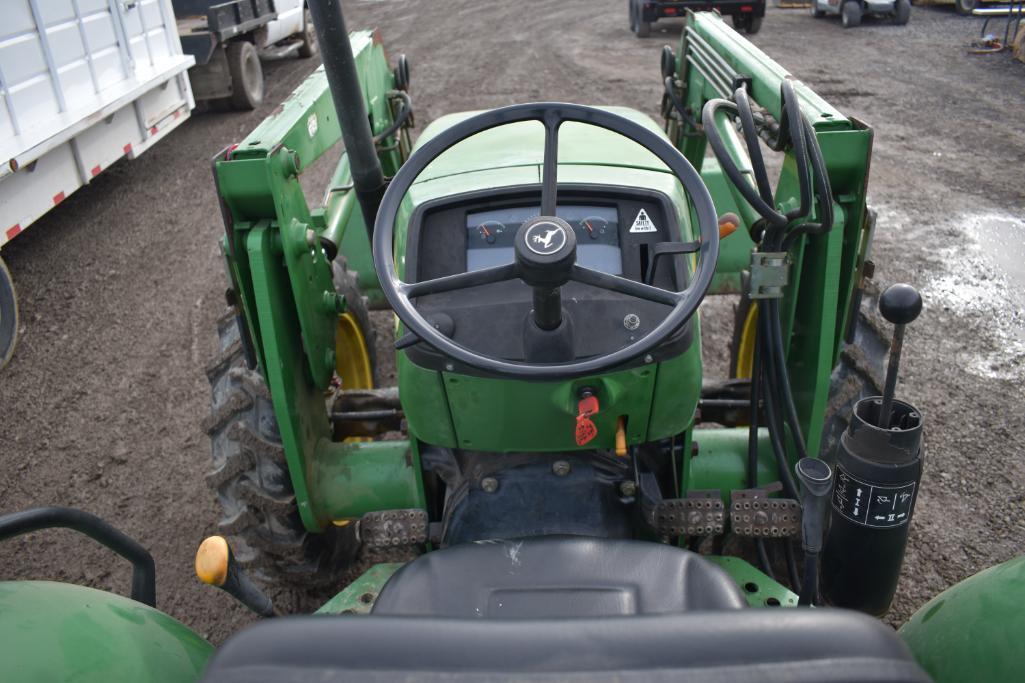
left=195, top=536, right=276, bottom=617
left=795, top=457, right=833, bottom=606
left=821, top=283, right=924, bottom=615
left=877, top=283, right=923, bottom=428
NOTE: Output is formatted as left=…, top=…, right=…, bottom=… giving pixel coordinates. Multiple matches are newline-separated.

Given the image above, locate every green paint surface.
left=317, top=563, right=405, bottom=615
left=900, top=555, right=1025, bottom=682
left=0, top=582, right=211, bottom=682
left=707, top=556, right=799, bottom=608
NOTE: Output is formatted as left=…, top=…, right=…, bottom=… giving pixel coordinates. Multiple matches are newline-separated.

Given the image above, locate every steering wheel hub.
left=516, top=216, right=576, bottom=288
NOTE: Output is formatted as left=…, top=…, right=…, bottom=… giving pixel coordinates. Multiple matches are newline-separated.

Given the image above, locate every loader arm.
left=667, top=11, right=874, bottom=461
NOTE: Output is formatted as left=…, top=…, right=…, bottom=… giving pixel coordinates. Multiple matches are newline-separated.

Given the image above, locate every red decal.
left=53, top=191, right=65, bottom=205
left=575, top=394, right=600, bottom=445
left=123, top=143, right=132, bottom=155
left=149, top=126, right=158, bottom=135
left=173, top=110, right=181, bottom=119
left=575, top=416, right=598, bottom=446
left=91, top=165, right=101, bottom=177
left=5, top=224, right=21, bottom=241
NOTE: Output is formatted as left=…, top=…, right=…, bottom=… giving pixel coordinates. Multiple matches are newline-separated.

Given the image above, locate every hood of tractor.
left=412, top=106, right=670, bottom=183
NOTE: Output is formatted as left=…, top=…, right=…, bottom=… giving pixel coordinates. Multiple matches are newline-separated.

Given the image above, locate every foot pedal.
left=359, top=509, right=428, bottom=549
left=654, top=490, right=725, bottom=536
left=730, top=485, right=801, bottom=538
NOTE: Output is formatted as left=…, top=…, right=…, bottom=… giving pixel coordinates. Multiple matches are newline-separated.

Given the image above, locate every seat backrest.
left=202, top=610, right=931, bottom=683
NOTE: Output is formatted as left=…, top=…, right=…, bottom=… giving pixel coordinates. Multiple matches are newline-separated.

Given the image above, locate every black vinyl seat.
left=372, top=536, right=747, bottom=617
left=203, top=611, right=930, bottom=682
left=201, top=537, right=931, bottom=682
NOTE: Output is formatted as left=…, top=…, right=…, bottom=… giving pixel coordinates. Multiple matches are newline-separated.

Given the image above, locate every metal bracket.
left=730, top=485, right=801, bottom=538
left=359, top=509, right=428, bottom=549
left=749, top=251, right=790, bottom=299
left=654, top=490, right=725, bottom=536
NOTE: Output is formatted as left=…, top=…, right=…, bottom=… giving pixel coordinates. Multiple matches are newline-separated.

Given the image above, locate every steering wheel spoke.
left=571, top=265, right=682, bottom=307
left=401, top=262, right=519, bottom=298
left=540, top=111, right=562, bottom=216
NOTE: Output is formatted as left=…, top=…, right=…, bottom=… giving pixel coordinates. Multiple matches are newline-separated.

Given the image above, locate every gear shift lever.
left=878, top=284, right=923, bottom=429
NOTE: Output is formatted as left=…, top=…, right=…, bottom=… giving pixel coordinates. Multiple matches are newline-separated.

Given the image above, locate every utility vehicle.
left=811, top=0, right=911, bottom=27
left=2, top=4, right=1023, bottom=682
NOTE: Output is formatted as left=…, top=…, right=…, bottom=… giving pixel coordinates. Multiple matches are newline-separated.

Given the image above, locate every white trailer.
left=0, top=0, right=195, bottom=369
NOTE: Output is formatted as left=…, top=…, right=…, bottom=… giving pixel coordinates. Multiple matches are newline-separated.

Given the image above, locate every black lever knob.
left=879, top=283, right=923, bottom=326
left=878, top=284, right=922, bottom=429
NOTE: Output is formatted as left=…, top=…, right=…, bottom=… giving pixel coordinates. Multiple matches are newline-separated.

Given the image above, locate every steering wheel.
left=373, top=103, right=719, bottom=380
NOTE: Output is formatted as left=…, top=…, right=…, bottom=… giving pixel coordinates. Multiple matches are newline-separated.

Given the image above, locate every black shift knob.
left=879, top=284, right=922, bottom=325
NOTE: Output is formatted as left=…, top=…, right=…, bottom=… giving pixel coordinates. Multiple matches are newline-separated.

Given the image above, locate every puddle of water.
left=925, top=211, right=1025, bottom=381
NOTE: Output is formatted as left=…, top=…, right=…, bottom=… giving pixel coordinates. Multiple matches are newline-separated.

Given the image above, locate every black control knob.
left=879, top=283, right=923, bottom=326
left=878, top=284, right=921, bottom=429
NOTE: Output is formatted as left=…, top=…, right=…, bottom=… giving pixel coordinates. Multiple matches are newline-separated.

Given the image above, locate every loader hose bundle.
left=702, top=80, right=838, bottom=600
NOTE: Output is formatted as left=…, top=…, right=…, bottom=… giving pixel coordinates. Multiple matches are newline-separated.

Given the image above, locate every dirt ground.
left=1, top=0, right=1023, bottom=645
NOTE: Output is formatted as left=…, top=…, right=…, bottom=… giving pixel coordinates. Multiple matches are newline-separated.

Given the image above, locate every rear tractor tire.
left=203, top=261, right=377, bottom=588
left=811, top=1, right=825, bottom=17
left=226, top=41, right=264, bottom=111
left=841, top=1, right=863, bottom=27
left=728, top=285, right=889, bottom=461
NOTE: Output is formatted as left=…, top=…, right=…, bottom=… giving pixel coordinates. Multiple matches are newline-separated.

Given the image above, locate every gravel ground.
left=1, top=0, right=1022, bottom=645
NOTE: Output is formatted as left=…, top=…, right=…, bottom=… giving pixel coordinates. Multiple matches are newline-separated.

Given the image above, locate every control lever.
left=877, top=284, right=923, bottom=429
left=795, top=457, right=833, bottom=606
left=195, top=536, right=276, bottom=617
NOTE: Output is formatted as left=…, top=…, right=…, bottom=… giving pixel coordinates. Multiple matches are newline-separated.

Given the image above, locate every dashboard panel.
left=403, top=184, right=694, bottom=372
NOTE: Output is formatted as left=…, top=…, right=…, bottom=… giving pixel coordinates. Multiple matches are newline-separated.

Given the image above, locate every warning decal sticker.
left=629, top=209, right=657, bottom=233
left=832, top=465, right=916, bottom=529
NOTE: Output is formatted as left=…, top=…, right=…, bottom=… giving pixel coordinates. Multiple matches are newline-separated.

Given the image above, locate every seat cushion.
left=202, top=610, right=931, bottom=683
left=372, top=536, right=747, bottom=617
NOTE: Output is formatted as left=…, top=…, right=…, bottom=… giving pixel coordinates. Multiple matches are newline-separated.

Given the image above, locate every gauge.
left=579, top=216, right=609, bottom=240
left=476, top=220, right=505, bottom=245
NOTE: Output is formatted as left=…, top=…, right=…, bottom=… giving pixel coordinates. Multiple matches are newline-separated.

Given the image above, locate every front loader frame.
left=213, top=31, right=423, bottom=531
left=669, top=13, right=874, bottom=480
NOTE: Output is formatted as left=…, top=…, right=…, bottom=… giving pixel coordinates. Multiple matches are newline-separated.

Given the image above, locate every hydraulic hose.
left=747, top=327, right=776, bottom=579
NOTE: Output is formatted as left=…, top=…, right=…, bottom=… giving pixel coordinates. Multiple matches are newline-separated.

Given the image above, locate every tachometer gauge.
left=477, top=220, right=505, bottom=244
left=580, top=216, right=609, bottom=240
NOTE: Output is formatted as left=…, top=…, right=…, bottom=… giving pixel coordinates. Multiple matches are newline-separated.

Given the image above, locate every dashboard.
left=467, top=205, right=622, bottom=275
left=403, top=185, right=694, bottom=371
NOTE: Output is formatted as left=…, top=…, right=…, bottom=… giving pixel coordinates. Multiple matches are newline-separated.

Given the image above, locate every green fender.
left=0, top=581, right=212, bottom=682
left=899, top=555, right=1025, bottom=683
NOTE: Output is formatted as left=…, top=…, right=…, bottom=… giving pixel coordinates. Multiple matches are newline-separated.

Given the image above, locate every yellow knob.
left=195, top=535, right=230, bottom=587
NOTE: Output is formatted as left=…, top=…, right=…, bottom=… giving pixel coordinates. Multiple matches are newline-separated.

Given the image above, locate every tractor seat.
left=372, top=536, right=747, bottom=617
left=203, top=611, right=930, bottom=682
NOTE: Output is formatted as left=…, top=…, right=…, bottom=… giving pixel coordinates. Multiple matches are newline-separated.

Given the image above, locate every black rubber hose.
left=798, top=551, right=818, bottom=605
left=734, top=87, right=774, bottom=206
left=701, top=98, right=788, bottom=227
left=781, top=115, right=835, bottom=249
left=759, top=330, right=800, bottom=500
left=766, top=298, right=809, bottom=462
left=373, top=91, right=413, bottom=144
left=778, top=80, right=812, bottom=223
left=747, top=325, right=775, bottom=579
left=785, top=539, right=803, bottom=594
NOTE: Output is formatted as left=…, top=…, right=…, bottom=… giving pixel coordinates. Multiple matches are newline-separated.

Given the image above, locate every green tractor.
left=2, top=4, right=1023, bottom=682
